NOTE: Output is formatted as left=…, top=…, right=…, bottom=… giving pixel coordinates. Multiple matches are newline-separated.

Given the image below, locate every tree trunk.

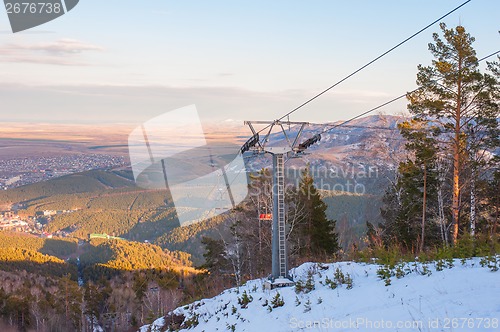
left=437, top=160, right=448, bottom=246
left=493, top=202, right=498, bottom=238
left=420, top=164, right=427, bottom=252
left=470, top=168, right=476, bottom=236
left=451, top=57, right=463, bottom=245
left=65, top=279, right=69, bottom=322
left=451, top=136, right=460, bottom=244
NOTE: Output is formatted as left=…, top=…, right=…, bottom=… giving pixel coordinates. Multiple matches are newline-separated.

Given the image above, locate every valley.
left=0, top=115, right=403, bottom=262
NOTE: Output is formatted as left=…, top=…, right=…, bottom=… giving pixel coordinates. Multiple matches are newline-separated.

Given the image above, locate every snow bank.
left=141, top=257, right=499, bottom=331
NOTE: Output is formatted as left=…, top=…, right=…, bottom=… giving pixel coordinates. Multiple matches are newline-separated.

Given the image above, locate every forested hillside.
left=0, top=231, right=77, bottom=257
left=0, top=170, right=134, bottom=204
left=0, top=233, right=203, bottom=331
left=0, top=166, right=383, bottom=262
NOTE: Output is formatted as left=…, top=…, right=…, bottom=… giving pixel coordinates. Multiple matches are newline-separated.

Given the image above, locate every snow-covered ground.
left=141, top=257, right=500, bottom=331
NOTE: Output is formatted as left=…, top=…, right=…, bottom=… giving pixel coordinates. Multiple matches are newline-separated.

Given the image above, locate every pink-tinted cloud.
left=0, top=38, right=103, bottom=65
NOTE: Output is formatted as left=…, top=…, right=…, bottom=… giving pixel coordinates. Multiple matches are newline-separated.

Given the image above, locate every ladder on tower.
left=243, top=120, right=318, bottom=288
left=276, top=154, right=287, bottom=278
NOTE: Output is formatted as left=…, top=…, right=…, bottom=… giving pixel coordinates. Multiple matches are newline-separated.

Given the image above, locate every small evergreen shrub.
left=237, top=291, right=253, bottom=309
left=324, top=276, right=337, bottom=289
left=303, top=299, right=311, bottom=313
left=480, top=255, right=499, bottom=272
left=271, top=292, right=285, bottom=308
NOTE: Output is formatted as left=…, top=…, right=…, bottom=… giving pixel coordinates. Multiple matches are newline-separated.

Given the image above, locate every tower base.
left=264, top=277, right=295, bottom=290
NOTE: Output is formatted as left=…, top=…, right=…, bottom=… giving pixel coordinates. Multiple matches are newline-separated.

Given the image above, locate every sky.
left=0, top=0, right=498, bottom=126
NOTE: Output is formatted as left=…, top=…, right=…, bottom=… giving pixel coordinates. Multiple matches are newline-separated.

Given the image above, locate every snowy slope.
left=141, top=257, right=500, bottom=332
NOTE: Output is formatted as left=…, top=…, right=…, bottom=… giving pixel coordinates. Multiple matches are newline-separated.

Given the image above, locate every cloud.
left=0, top=38, right=103, bottom=65
left=25, top=39, right=103, bottom=54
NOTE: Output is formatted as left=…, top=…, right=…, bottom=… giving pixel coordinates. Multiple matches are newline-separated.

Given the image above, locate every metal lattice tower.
left=273, top=153, right=287, bottom=278
left=243, top=120, right=320, bottom=282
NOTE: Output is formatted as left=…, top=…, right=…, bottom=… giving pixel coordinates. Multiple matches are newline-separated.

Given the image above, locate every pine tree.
left=407, top=23, right=499, bottom=244
left=292, top=166, right=339, bottom=258
left=381, top=118, right=443, bottom=251
left=84, top=281, right=111, bottom=330
left=486, top=170, right=500, bottom=236
left=56, top=274, right=82, bottom=331
left=382, top=161, right=422, bottom=249
left=399, top=119, right=439, bottom=251
left=201, top=236, right=229, bottom=275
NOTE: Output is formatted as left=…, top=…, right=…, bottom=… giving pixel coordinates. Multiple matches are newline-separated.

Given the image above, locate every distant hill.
left=0, top=170, right=135, bottom=205
left=247, top=114, right=405, bottom=181
left=81, top=238, right=193, bottom=269
left=0, top=115, right=408, bottom=258
left=322, top=193, right=382, bottom=248
left=0, top=247, right=76, bottom=278
left=243, top=114, right=405, bottom=242
left=0, top=231, right=78, bottom=278
left=79, top=238, right=198, bottom=281
left=0, top=170, right=181, bottom=242
left=0, top=231, right=77, bottom=257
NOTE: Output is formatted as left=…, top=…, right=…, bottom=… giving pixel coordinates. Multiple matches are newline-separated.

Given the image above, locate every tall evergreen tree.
left=400, top=119, right=439, bottom=251
left=381, top=159, right=439, bottom=251
left=407, top=23, right=499, bottom=244
left=291, top=167, right=339, bottom=258
left=56, top=274, right=82, bottom=331
left=486, top=171, right=500, bottom=236
left=201, top=236, right=229, bottom=275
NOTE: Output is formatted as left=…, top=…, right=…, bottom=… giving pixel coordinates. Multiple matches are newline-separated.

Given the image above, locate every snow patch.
left=140, top=258, right=500, bottom=332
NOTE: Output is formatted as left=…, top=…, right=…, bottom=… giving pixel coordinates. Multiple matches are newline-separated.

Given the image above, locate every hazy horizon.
left=1, top=1, right=498, bottom=125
